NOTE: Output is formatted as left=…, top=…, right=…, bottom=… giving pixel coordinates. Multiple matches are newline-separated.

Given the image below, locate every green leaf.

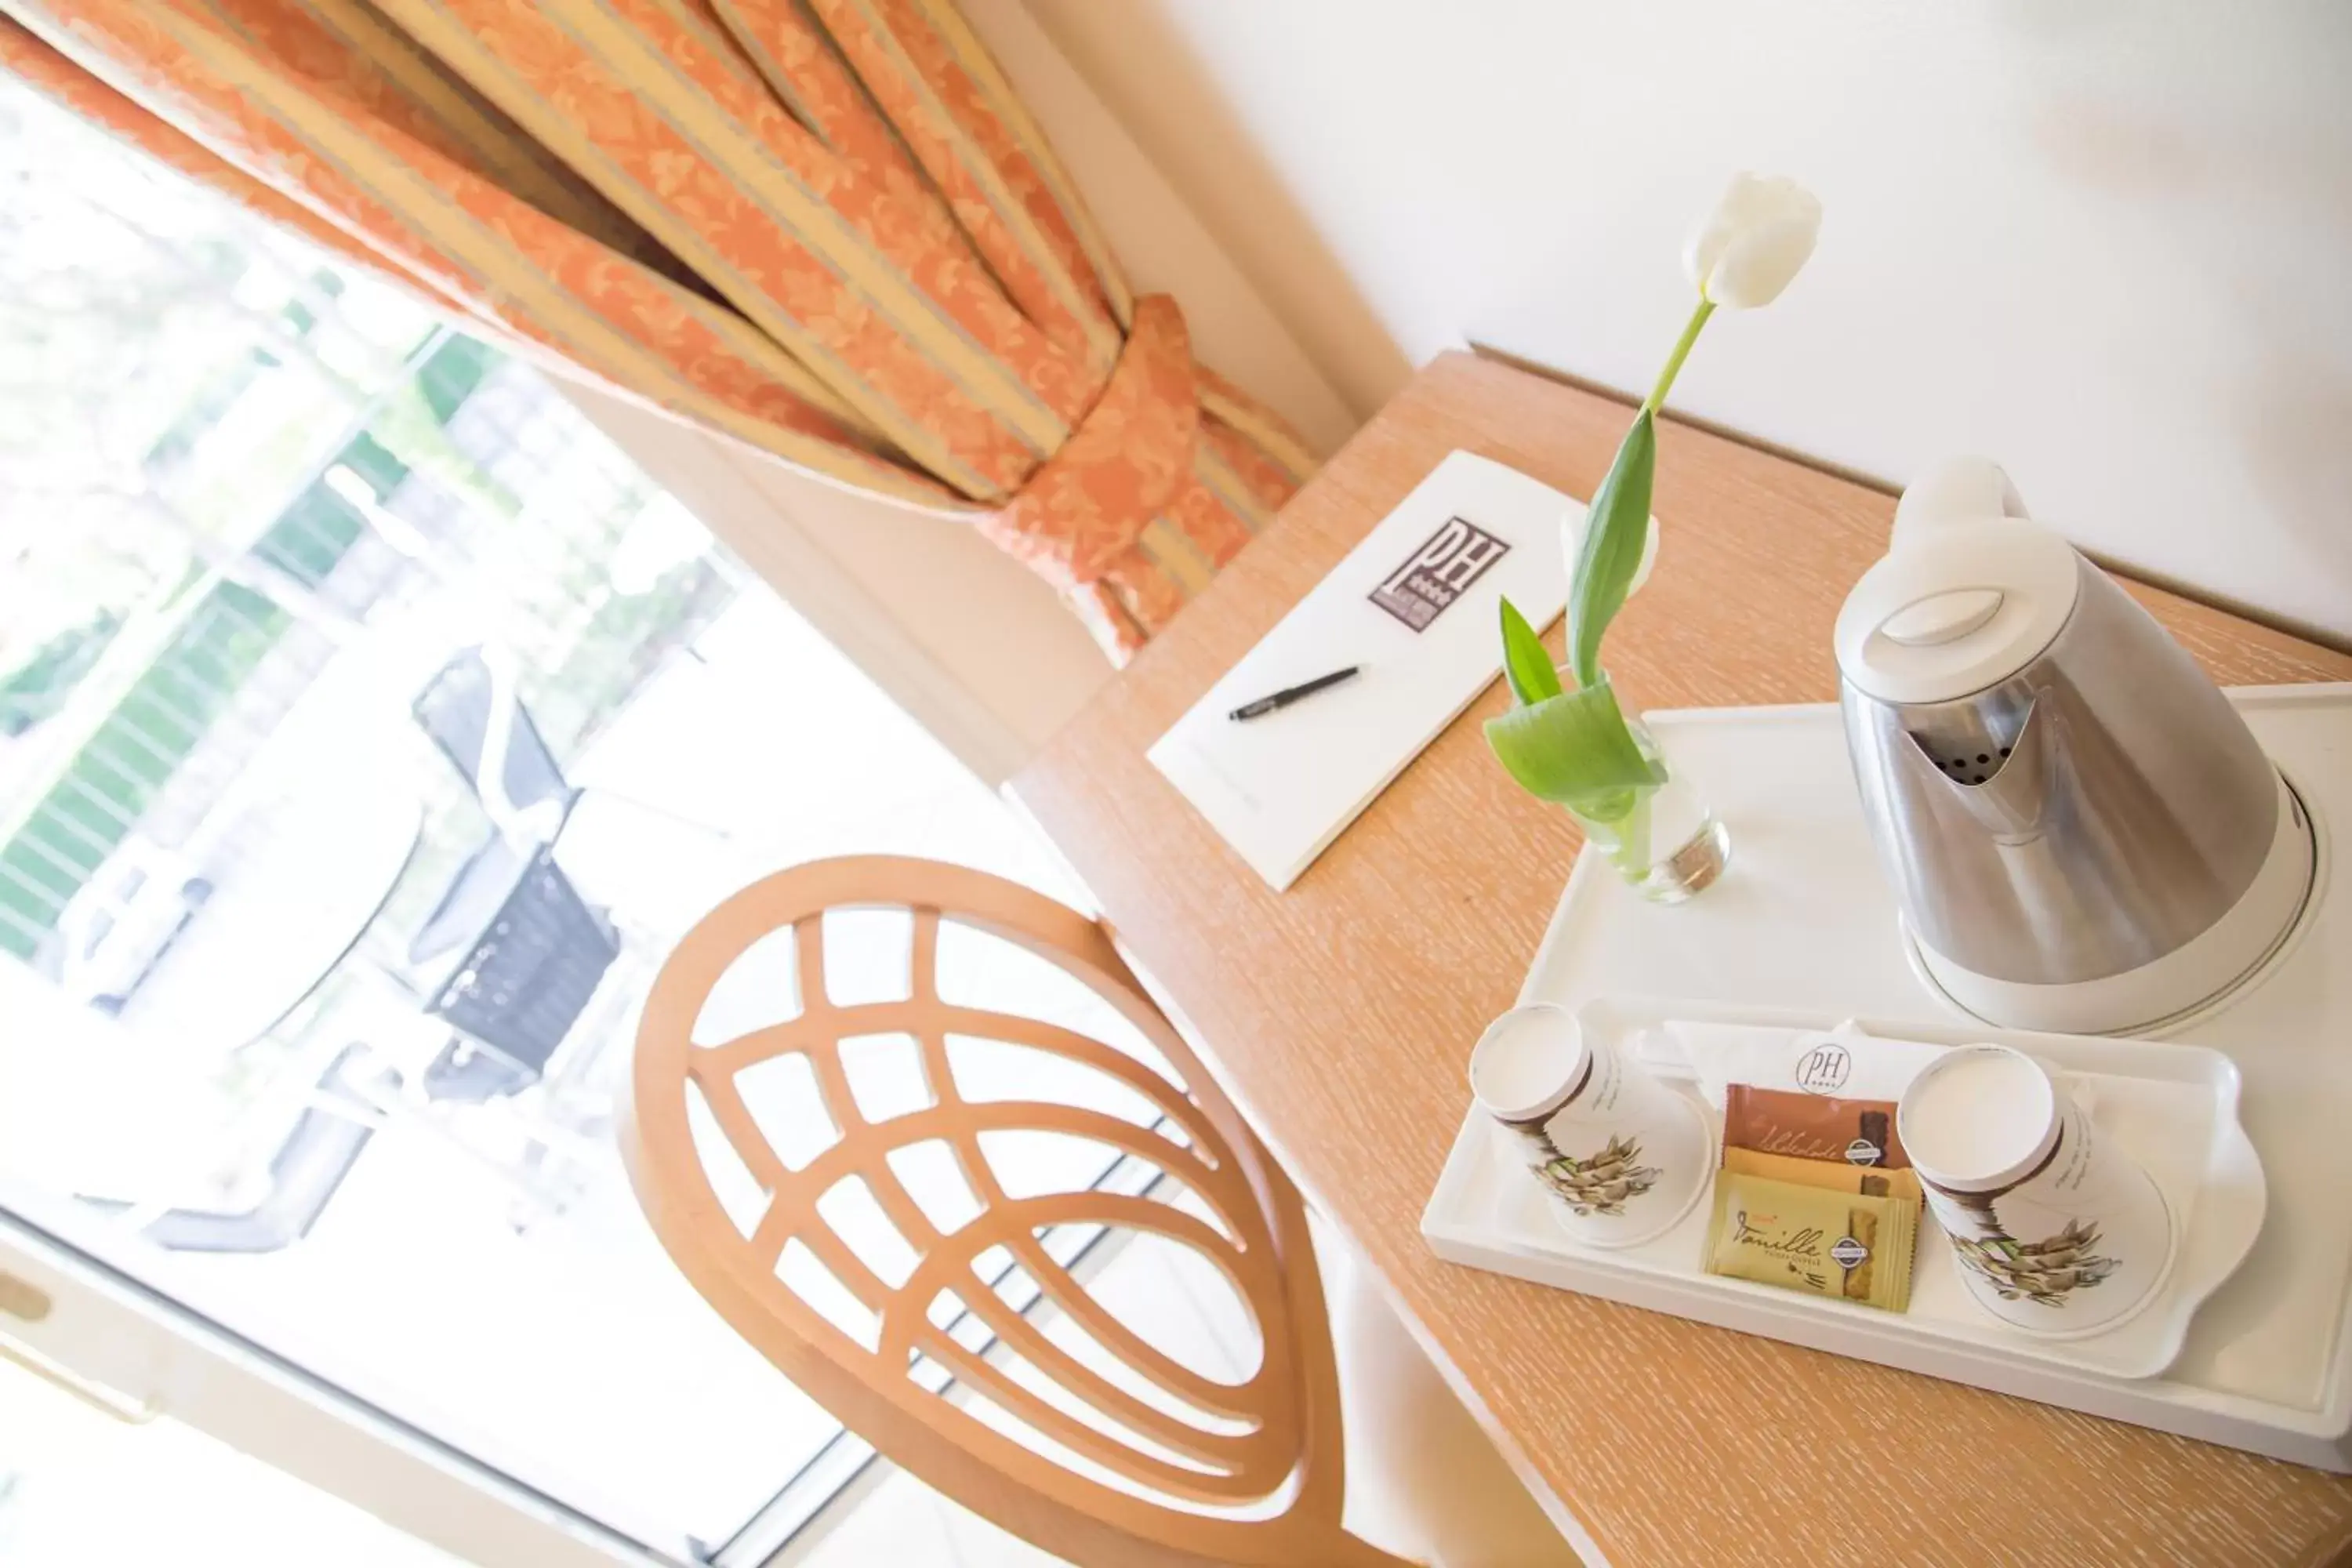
left=1482, top=677, right=1656, bottom=805
left=1497, top=596, right=1562, bottom=706
left=1567, top=410, right=1657, bottom=689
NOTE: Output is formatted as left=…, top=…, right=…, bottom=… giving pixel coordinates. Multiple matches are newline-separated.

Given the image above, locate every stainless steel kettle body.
left=1836, top=459, right=2312, bottom=1033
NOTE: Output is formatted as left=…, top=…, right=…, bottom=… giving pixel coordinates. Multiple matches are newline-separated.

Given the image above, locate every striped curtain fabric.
left=1, top=1, right=1317, bottom=660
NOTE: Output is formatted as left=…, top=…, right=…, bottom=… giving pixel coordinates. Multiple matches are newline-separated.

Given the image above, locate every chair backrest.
left=411, top=646, right=571, bottom=833
left=622, top=856, right=1402, bottom=1568
left=421, top=845, right=618, bottom=1076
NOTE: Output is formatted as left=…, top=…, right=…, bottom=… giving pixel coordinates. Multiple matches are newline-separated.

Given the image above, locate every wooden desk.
left=1008, top=353, right=2352, bottom=1567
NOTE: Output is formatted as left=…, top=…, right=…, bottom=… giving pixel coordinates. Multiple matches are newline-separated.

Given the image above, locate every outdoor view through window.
left=0, top=69, right=1117, bottom=1567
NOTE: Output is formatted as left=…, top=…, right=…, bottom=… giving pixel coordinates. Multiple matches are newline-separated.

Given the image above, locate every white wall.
left=1020, top=0, right=2352, bottom=645
left=574, top=0, right=1359, bottom=782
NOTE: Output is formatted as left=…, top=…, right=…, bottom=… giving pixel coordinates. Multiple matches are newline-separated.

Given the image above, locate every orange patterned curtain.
left=0, top=0, right=1316, bottom=661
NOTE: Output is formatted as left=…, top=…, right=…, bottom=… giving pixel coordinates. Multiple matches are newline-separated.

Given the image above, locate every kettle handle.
left=1891, top=456, right=2029, bottom=549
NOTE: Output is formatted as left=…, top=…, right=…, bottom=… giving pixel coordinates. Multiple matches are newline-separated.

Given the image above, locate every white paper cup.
left=1897, top=1044, right=2172, bottom=1335
left=1468, top=1004, right=1708, bottom=1248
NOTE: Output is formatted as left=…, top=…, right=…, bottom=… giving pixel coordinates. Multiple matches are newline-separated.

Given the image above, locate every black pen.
left=1229, top=665, right=1361, bottom=721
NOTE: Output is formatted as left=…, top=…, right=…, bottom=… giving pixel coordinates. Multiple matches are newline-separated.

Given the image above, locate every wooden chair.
left=620, top=855, right=1413, bottom=1567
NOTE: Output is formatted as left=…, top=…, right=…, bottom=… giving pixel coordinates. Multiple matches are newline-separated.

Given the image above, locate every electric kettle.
left=1835, top=457, right=2315, bottom=1033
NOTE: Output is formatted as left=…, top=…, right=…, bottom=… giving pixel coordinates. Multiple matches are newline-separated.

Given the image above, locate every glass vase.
left=1562, top=717, right=1730, bottom=903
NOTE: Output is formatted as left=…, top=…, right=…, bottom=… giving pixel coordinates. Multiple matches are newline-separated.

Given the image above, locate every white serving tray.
left=1420, top=684, right=2352, bottom=1470
left=1428, top=995, right=2262, bottom=1381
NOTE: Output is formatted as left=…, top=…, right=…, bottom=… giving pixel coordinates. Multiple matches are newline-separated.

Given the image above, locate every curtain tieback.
left=981, top=294, right=1197, bottom=591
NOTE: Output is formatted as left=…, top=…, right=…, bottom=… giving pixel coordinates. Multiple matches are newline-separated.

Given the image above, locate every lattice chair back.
left=621, top=857, right=1406, bottom=1567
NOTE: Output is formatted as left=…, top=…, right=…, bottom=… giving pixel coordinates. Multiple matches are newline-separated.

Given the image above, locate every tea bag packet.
left=1721, top=1145, right=1923, bottom=1204
left=1704, top=1171, right=1916, bottom=1312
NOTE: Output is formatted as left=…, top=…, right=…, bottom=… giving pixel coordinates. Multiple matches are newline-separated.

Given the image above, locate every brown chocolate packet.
left=1723, top=1083, right=1910, bottom=1169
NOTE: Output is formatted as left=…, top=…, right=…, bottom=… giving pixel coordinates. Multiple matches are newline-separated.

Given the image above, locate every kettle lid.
left=1836, top=460, right=2081, bottom=705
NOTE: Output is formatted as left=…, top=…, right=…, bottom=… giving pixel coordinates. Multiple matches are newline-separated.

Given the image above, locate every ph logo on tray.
left=1793, top=1038, right=1853, bottom=1095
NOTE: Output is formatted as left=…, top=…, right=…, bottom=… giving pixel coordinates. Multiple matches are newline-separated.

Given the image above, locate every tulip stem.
left=1644, top=299, right=1715, bottom=414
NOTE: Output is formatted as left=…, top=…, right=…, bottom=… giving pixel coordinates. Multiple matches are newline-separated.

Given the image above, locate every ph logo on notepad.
left=1367, top=516, right=1511, bottom=631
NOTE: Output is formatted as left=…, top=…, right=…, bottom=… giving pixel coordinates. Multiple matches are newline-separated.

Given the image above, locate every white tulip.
left=1682, top=172, right=1822, bottom=310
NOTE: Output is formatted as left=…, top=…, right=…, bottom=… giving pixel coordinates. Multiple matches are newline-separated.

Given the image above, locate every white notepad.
left=1149, top=451, right=1578, bottom=890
